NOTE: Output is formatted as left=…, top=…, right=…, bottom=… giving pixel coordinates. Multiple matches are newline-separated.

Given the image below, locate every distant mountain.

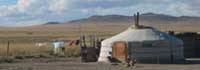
left=69, top=12, right=200, bottom=24
left=44, top=22, right=62, bottom=25
left=0, top=12, right=200, bottom=32
left=179, top=16, right=200, bottom=21
left=69, top=15, right=133, bottom=23
left=140, top=13, right=178, bottom=21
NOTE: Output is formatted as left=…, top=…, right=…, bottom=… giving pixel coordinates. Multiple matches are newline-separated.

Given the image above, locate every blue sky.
left=0, top=0, right=199, bottom=27
left=0, top=0, right=17, bottom=6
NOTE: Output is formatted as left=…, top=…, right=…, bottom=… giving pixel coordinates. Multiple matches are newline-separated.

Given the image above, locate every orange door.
left=112, top=41, right=128, bottom=62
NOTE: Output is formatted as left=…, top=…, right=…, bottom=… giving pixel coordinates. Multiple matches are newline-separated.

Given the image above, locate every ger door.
left=112, top=41, right=128, bottom=62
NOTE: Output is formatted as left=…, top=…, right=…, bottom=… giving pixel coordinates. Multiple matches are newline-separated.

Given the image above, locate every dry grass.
left=0, top=40, right=82, bottom=63
left=0, top=23, right=199, bottom=62
left=0, top=23, right=121, bottom=59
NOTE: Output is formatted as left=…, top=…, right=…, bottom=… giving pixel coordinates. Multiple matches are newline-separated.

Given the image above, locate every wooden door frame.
left=111, top=41, right=128, bottom=62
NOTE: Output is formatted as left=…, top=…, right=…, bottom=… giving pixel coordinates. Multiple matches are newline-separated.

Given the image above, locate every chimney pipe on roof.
left=133, top=12, right=140, bottom=29
left=134, top=14, right=137, bottom=27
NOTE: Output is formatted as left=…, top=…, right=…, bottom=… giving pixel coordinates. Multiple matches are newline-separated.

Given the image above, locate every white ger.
left=98, top=13, right=184, bottom=63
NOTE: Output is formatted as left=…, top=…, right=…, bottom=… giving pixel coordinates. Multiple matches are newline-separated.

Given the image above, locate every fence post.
left=7, top=41, right=10, bottom=57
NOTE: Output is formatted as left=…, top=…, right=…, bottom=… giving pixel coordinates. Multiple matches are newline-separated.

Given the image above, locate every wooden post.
left=83, top=35, right=87, bottom=47
left=89, top=35, right=93, bottom=47
left=93, top=35, right=96, bottom=48
left=79, top=36, right=83, bottom=47
left=7, top=41, right=10, bottom=56
left=91, top=35, right=96, bottom=48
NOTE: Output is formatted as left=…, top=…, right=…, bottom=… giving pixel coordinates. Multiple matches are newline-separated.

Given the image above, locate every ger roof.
left=102, top=26, right=183, bottom=47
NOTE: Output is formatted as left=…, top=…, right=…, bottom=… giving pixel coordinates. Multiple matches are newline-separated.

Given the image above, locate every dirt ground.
left=0, top=58, right=200, bottom=70
left=0, top=62, right=200, bottom=70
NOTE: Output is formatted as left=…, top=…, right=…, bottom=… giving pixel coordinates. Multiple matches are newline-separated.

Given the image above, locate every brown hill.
left=0, top=13, right=200, bottom=32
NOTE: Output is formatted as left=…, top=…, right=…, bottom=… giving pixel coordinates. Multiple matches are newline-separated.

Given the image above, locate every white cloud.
left=49, top=0, right=69, bottom=13
left=165, top=2, right=199, bottom=16
left=0, top=0, right=200, bottom=26
left=15, top=0, right=32, bottom=12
